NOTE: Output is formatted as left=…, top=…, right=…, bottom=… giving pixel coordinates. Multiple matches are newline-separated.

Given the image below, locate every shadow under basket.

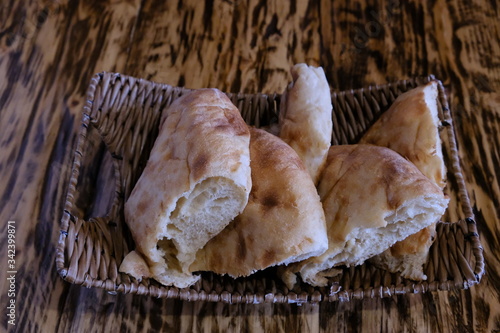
left=56, top=72, right=484, bottom=304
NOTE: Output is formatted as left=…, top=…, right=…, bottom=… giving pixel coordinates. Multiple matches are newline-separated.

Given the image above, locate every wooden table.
left=1, top=0, right=499, bottom=332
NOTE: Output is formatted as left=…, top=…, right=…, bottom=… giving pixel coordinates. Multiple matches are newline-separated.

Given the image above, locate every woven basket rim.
left=55, top=72, right=484, bottom=303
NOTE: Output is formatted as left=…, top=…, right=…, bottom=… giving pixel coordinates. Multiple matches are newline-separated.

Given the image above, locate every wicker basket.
left=56, top=72, right=484, bottom=303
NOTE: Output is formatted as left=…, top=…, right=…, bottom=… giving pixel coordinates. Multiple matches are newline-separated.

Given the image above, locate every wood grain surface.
left=0, top=0, right=499, bottom=332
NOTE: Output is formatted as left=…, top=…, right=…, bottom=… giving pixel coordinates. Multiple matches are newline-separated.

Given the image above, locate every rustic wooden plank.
left=0, top=0, right=142, bottom=332
left=0, top=0, right=499, bottom=332
left=319, top=1, right=500, bottom=331
left=431, top=1, right=500, bottom=331
left=124, top=0, right=324, bottom=94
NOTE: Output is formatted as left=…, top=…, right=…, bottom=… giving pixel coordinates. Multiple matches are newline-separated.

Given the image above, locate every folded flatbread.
left=360, top=81, right=446, bottom=188
left=360, top=81, right=447, bottom=280
left=283, top=144, right=449, bottom=288
left=120, top=88, right=252, bottom=288
left=191, top=127, right=328, bottom=277
left=278, top=63, right=333, bottom=185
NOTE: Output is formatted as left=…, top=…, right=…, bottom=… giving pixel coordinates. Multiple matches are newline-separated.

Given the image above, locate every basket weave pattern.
left=56, top=72, right=484, bottom=303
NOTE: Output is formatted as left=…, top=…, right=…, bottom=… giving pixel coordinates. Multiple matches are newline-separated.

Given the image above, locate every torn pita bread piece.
left=120, top=88, right=252, bottom=288
left=369, top=224, right=437, bottom=280
left=191, top=127, right=328, bottom=277
left=360, top=81, right=447, bottom=280
left=119, top=250, right=151, bottom=282
left=283, top=144, right=448, bottom=288
left=360, top=81, right=446, bottom=188
left=278, top=63, right=333, bottom=185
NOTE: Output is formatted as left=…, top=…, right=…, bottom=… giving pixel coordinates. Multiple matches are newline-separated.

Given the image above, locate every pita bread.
left=360, top=81, right=446, bottom=188
left=120, top=88, right=252, bottom=288
left=278, top=63, right=333, bottom=185
left=369, top=224, right=437, bottom=280
left=191, top=127, right=328, bottom=277
left=360, top=82, right=446, bottom=280
left=119, top=250, right=151, bottom=282
left=283, top=144, right=448, bottom=287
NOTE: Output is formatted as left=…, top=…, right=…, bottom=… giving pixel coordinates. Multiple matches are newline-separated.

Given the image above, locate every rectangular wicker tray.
left=56, top=72, right=484, bottom=303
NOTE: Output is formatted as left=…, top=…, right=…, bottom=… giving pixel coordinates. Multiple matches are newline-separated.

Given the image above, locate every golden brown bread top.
left=318, top=144, right=445, bottom=243
left=281, top=144, right=448, bottom=287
